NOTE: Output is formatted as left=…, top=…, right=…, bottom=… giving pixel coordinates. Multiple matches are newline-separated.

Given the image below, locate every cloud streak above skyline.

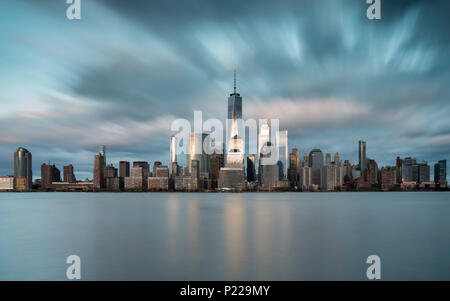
left=0, top=0, right=449, bottom=180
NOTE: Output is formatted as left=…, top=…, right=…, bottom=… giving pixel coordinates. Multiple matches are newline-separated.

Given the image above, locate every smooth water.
left=0, top=192, right=449, bottom=280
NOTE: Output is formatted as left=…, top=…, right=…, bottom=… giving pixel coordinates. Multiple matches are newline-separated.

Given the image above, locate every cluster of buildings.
left=0, top=75, right=448, bottom=192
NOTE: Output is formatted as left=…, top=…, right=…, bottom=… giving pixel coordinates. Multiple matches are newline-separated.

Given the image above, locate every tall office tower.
left=401, top=157, right=416, bottom=182
left=170, top=136, right=177, bottom=175
left=153, top=161, right=162, bottom=176
left=93, top=146, right=106, bottom=189
left=309, top=148, right=324, bottom=186
left=417, top=161, right=430, bottom=184
left=246, top=155, right=256, bottom=182
left=358, top=140, right=367, bottom=173
left=41, top=163, right=53, bottom=190
left=119, top=161, right=130, bottom=178
left=366, top=159, right=378, bottom=185
left=133, top=161, right=150, bottom=179
left=190, top=160, right=200, bottom=179
left=380, top=166, right=396, bottom=190
left=434, top=160, right=447, bottom=185
left=228, top=70, right=242, bottom=120
left=104, top=164, right=118, bottom=178
left=325, top=153, right=331, bottom=165
left=276, top=130, right=288, bottom=179
left=63, top=164, right=76, bottom=183
left=187, top=132, right=211, bottom=175
left=321, top=164, right=337, bottom=191
left=303, top=152, right=308, bottom=165
left=210, top=152, right=221, bottom=181
left=52, top=166, right=61, bottom=182
left=260, top=142, right=279, bottom=189
left=288, top=149, right=299, bottom=186
left=298, top=166, right=311, bottom=190
left=258, top=124, right=270, bottom=164
left=334, top=153, right=340, bottom=164
left=14, top=147, right=32, bottom=191
left=335, top=163, right=344, bottom=188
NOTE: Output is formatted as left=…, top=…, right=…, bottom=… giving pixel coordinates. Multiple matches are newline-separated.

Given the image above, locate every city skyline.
left=0, top=0, right=449, bottom=180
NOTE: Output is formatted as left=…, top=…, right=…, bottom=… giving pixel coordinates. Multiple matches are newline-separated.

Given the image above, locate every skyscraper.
left=325, top=153, right=331, bottom=166
left=63, top=164, right=76, bottom=183
left=246, top=155, right=256, bottom=182
left=228, top=70, right=242, bottom=120
left=119, top=161, right=130, bottom=178
left=14, top=147, right=32, bottom=191
left=93, top=146, right=106, bottom=189
left=170, top=135, right=177, bottom=175
left=434, top=160, right=447, bottom=185
left=258, top=124, right=270, bottom=174
left=187, top=132, right=211, bottom=175
left=276, top=130, right=288, bottom=180
left=309, top=148, right=323, bottom=186
left=358, top=140, right=366, bottom=173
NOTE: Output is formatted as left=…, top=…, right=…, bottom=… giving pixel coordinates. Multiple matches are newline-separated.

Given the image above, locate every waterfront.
left=0, top=192, right=449, bottom=280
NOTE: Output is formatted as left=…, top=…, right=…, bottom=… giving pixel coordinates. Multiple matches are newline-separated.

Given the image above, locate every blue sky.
left=0, top=0, right=449, bottom=180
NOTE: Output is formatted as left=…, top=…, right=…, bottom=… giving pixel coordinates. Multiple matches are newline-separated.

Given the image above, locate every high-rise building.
left=153, top=161, right=162, bottom=176
left=358, top=140, right=366, bottom=173
left=187, top=132, right=211, bottom=175
left=170, top=136, right=177, bottom=175
left=334, top=153, right=340, bottom=164
left=104, top=164, right=118, bottom=178
left=325, top=153, right=331, bottom=166
left=381, top=166, right=396, bottom=190
left=276, top=130, right=288, bottom=180
left=260, top=142, right=279, bottom=189
left=119, top=161, right=130, bottom=178
left=366, top=159, right=378, bottom=186
left=246, top=155, right=256, bottom=182
left=401, top=157, right=416, bottom=182
left=14, top=147, right=32, bottom=191
left=228, top=70, right=242, bottom=120
left=309, top=148, right=323, bottom=186
left=63, top=164, right=76, bottom=183
left=434, top=160, right=447, bottom=185
left=298, top=166, right=311, bottom=190
left=258, top=124, right=270, bottom=167
left=417, top=161, right=430, bottom=184
left=321, top=164, right=337, bottom=191
left=93, top=146, right=106, bottom=189
left=288, top=148, right=299, bottom=187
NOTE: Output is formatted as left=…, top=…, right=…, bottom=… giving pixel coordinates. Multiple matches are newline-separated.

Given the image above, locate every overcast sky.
left=0, top=0, right=449, bottom=180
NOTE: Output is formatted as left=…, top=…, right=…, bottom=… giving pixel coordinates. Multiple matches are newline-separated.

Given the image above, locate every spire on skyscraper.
left=234, top=69, right=236, bottom=94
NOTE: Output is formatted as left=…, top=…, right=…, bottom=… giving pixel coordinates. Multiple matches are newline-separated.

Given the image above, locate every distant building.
left=14, top=147, right=32, bottom=191
left=288, top=148, right=299, bottom=187
left=276, top=130, right=288, bottom=179
left=298, top=166, right=311, bottom=190
left=41, top=163, right=59, bottom=190
left=155, top=165, right=169, bottom=178
left=358, top=140, right=366, bottom=174
left=119, top=161, right=130, bottom=178
left=246, top=155, right=256, bottom=183
left=0, top=176, right=14, bottom=191
left=417, top=161, right=430, bottom=184
left=260, top=142, right=279, bottom=190
left=434, top=160, right=447, bottom=185
left=258, top=124, right=270, bottom=172
left=170, top=135, right=177, bottom=175
left=309, top=148, right=323, bottom=187
left=380, top=166, right=397, bottom=190
left=153, top=161, right=162, bottom=176
left=366, top=159, right=378, bottom=186
left=321, top=164, right=336, bottom=191
left=63, top=164, right=76, bottom=183
left=401, top=157, right=416, bottom=182
left=187, top=132, right=211, bottom=176
left=93, top=146, right=106, bottom=189
left=325, top=153, right=331, bottom=166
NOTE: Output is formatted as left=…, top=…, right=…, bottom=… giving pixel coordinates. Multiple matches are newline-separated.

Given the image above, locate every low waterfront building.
left=0, top=176, right=14, bottom=191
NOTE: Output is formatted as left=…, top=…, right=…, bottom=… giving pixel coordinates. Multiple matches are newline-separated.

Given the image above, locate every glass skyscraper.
left=359, top=140, right=367, bottom=173
left=14, top=147, right=32, bottom=191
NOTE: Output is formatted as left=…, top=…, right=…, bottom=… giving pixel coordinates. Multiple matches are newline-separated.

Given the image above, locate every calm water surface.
left=0, top=192, right=449, bottom=280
